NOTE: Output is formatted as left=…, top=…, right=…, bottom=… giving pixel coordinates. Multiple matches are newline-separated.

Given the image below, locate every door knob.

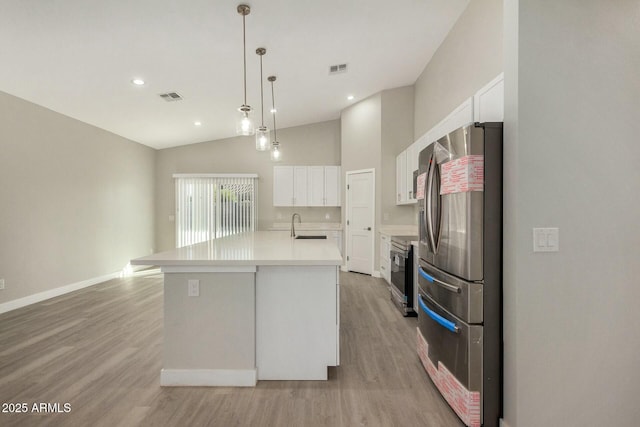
left=363, top=227, right=371, bottom=231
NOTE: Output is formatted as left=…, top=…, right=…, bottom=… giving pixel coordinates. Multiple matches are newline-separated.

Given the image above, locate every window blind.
left=174, top=174, right=258, bottom=248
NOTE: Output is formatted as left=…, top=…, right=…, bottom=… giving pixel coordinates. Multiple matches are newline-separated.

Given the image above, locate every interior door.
left=346, top=170, right=374, bottom=275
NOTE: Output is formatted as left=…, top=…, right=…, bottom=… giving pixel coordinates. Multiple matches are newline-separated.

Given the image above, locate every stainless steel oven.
left=389, top=235, right=418, bottom=317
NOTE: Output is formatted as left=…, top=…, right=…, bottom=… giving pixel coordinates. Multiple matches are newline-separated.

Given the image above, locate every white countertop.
left=379, top=225, right=419, bottom=237
left=268, top=222, right=342, bottom=231
left=131, top=231, right=343, bottom=267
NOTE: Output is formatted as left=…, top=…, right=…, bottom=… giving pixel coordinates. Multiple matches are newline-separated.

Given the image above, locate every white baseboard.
left=340, top=265, right=348, bottom=272
left=372, top=270, right=381, bottom=278
left=0, top=265, right=154, bottom=315
left=161, top=369, right=257, bottom=387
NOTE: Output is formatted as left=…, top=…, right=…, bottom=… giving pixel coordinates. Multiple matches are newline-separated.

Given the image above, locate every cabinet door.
left=307, top=166, right=325, bottom=206
left=324, top=166, right=340, bottom=207
left=396, top=152, right=407, bottom=205
left=328, top=230, right=342, bottom=255
left=273, top=166, right=294, bottom=206
left=293, top=166, right=308, bottom=206
left=379, top=233, right=391, bottom=283
left=474, top=73, right=504, bottom=122
left=406, top=144, right=418, bottom=202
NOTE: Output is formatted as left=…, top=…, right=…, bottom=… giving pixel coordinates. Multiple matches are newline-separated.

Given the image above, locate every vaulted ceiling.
left=0, top=0, right=469, bottom=149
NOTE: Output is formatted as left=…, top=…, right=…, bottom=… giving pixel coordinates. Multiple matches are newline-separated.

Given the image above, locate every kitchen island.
left=130, top=231, right=342, bottom=387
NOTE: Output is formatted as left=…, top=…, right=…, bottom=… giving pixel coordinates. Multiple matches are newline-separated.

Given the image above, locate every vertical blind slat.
left=175, top=176, right=257, bottom=247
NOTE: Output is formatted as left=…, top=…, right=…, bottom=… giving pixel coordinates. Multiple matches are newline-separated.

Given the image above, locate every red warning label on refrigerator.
left=417, top=328, right=481, bottom=427
left=440, top=155, right=484, bottom=195
left=416, top=172, right=427, bottom=200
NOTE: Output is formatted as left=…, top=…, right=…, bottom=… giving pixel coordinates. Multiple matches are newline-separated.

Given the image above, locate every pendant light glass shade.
left=255, top=47, right=269, bottom=151
left=237, top=105, right=254, bottom=135
left=236, top=5, right=254, bottom=136
left=256, top=126, right=269, bottom=151
left=270, top=142, right=282, bottom=161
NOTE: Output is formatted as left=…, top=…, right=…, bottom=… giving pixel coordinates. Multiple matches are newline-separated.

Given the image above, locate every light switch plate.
left=188, top=279, right=200, bottom=297
left=533, top=228, right=559, bottom=252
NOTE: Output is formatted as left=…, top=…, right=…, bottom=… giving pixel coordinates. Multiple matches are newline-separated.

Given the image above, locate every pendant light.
left=268, top=75, right=281, bottom=162
left=255, top=47, right=269, bottom=151
left=236, top=4, right=254, bottom=135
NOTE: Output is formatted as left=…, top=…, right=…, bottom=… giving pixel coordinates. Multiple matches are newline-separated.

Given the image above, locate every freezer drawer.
left=418, top=259, right=483, bottom=324
left=417, top=292, right=483, bottom=392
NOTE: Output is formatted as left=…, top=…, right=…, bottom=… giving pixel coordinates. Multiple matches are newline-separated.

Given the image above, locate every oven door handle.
left=418, top=294, right=459, bottom=334
left=418, top=268, right=461, bottom=294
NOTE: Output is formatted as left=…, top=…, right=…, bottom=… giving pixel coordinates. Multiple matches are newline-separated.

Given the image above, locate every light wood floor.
left=0, top=271, right=464, bottom=427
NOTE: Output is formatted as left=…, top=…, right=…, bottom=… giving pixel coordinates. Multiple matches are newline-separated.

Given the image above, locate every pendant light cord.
left=242, top=13, right=247, bottom=106
left=260, top=54, right=264, bottom=126
left=271, top=80, right=277, bottom=141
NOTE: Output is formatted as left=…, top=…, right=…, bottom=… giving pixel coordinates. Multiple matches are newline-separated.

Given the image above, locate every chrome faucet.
left=290, top=213, right=301, bottom=237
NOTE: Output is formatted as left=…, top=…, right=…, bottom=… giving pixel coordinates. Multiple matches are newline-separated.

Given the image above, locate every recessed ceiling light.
left=131, top=78, right=145, bottom=86
left=194, top=121, right=202, bottom=126
left=347, top=95, right=354, bottom=101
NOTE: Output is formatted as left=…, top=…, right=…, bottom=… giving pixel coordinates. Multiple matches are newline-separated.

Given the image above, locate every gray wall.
left=341, top=87, right=416, bottom=272
left=381, top=86, right=416, bottom=226
left=414, top=0, right=504, bottom=138
left=340, top=93, right=382, bottom=271
left=155, top=120, right=341, bottom=251
left=0, top=91, right=155, bottom=305
left=503, top=1, right=640, bottom=426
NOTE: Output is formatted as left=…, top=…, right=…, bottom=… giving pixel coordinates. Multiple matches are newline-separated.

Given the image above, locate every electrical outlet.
left=0, top=279, right=5, bottom=290
left=188, top=279, right=200, bottom=297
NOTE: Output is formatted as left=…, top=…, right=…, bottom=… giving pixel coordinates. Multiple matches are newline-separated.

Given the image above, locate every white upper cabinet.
left=293, top=166, right=308, bottom=206
left=273, top=166, right=294, bottom=206
left=406, top=143, right=419, bottom=202
left=274, top=166, right=341, bottom=207
left=273, top=166, right=308, bottom=207
left=474, top=73, right=504, bottom=123
left=396, top=74, right=504, bottom=206
left=307, top=166, right=325, bottom=206
left=396, top=151, right=407, bottom=204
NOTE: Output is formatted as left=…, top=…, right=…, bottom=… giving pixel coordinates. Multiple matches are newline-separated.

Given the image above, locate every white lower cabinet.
left=379, top=233, right=391, bottom=284
left=256, top=265, right=339, bottom=380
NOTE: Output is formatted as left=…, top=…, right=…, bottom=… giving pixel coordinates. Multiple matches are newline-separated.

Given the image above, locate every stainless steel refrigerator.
left=416, top=122, right=502, bottom=427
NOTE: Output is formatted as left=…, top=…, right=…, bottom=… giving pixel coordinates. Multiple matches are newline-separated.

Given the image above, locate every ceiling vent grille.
left=329, top=63, right=348, bottom=75
left=159, top=92, right=183, bottom=102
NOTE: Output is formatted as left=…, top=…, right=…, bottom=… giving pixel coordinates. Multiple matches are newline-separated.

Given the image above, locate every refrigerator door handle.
left=426, top=154, right=437, bottom=253
left=418, top=294, right=459, bottom=334
left=418, top=267, right=461, bottom=294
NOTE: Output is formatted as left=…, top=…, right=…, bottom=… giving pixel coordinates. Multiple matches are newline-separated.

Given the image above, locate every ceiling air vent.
left=159, top=92, right=183, bottom=102
left=329, top=63, right=348, bottom=75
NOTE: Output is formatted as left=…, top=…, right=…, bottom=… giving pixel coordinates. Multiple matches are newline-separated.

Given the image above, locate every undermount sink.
left=294, top=235, right=327, bottom=240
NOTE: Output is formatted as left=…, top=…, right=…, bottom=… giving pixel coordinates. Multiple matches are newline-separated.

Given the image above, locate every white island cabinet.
left=131, top=231, right=342, bottom=387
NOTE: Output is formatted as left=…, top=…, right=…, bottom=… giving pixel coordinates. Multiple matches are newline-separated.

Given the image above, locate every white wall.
left=503, top=1, right=640, bottom=426
left=155, top=120, right=341, bottom=251
left=0, top=91, right=155, bottom=306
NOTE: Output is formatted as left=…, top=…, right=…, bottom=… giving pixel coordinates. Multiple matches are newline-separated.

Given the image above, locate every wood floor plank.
left=0, top=272, right=464, bottom=427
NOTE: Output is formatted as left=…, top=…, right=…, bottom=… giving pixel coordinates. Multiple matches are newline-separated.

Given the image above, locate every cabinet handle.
left=381, top=265, right=386, bottom=270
